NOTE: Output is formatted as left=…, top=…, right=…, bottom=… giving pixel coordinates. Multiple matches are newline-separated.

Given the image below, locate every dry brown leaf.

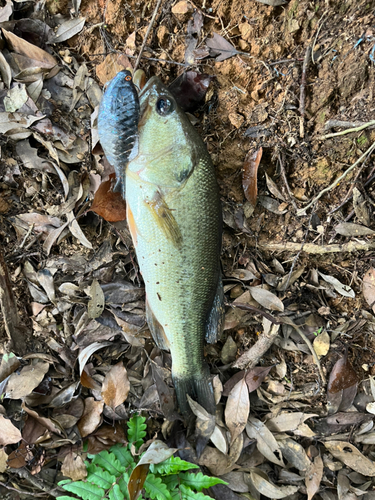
left=305, top=455, right=323, bottom=500
left=90, top=175, right=127, bottom=222
left=128, top=463, right=149, bottom=500
left=206, top=33, right=240, bottom=62
left=249, top=468, right=298, bottom=498
left=248, top=286, right=284, bottom=311
left=0, top=448, right=8, bottom=473
left=61, top=451, right=87, bottom=481
left=101, top=362, right=130, bottom=410
left=335, top=222, right=375, bottom=237
left=246, top=417, right=284, bottom=467
left=0, top=352, right=21, bottom=383
left=363, top=267, right=375, bottom=313
left=277, top=438, right=311, bottom=471
left=327, top=353, right=358, bottom=414
left=77, top=397, right=104, bottom=437
left=242, top=148, right=262, bottom=207
left=313, top=330, right=330, bottom=358
left=0, top=414, right=22, bottom=445
left=224, top=377, right=250, bottom=444
left=324, top=441, right=375, bottom=476
left=5, top=361, right=50, bottom=399
left=21, top=403, right=64, bottom=436
left=198, top=446, right=231, bottom=476
left=2, top=29, right=57, bottom=68
left=87, top=279, right=105, bottom=319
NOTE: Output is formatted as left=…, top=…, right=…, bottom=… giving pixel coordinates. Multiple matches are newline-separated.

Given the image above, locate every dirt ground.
left=1, top=0, right=375, bottom=498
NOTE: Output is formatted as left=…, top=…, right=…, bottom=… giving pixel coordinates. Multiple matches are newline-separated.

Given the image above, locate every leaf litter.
left=0, top=1, right=375, bottom=499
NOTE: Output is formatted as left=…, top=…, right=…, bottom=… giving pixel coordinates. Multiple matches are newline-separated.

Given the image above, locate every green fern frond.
left=144, top=473, right=172, bottom=500
left=59, top=480, right=105, bottom=500
left=86, top=463, right=116, bottom=489
left=111, top=444, right=137, bottom=469
left=150, top=456, right=199, bottom=475
left=179, top=484, right=212, bottom=500
left=91, top=450, right=125, bottom=476
left=127, top=414, right=147, bottom=448
left=179, top=472, right=227, bottom=491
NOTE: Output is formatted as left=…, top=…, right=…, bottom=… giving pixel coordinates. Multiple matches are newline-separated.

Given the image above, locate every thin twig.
left=231, top=302, right=281, bottom=324
left=259, top=240, right=375, bottom=253
left=0, top=481, right=49, bottom=497
left=299, top=46, right=311, bottom=138
left=134, top=0, right=163, bottom=71
left=278, top=152, right=298, bottom=211
left=324, top=119, right=375, bottom=131
left=319, top=119, right=375, bottom=140
left=311, top=10, right=328, bottom=64
left=296, top=141, right=375, bottom=216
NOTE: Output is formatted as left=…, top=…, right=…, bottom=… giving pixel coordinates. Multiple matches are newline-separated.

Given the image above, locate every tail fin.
left=172, top=368, right=216, bottom=420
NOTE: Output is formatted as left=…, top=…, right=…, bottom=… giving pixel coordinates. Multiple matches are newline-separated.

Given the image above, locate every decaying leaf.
left=77, top=397, right=104, bottom=438
left=248, top=286, right=284, bottom=311
left=101, top=362, right=130, bottom=409
left=225, top=377, right=249, bottom=444
left=90, top=175, right=127, bottom=222
left=313, top=330, right=330, bottom=358
left=327, top=353, right=358, bottom=414
left=50, top=17, right=86, bottom=43
left=87, top=279, right=105, bottom=319
left=5, top=361, right=50, bottom=399
left=335, top=222, right=375, bottom=237
left=2, top=28, right=57, bottom=69
left=324, top=441, right=375, bottom=476
left=128, top=463, right=149, bottom=500
left=242, top=148, right=262, bottom=207
left=206, top=33, right=240, bottom=62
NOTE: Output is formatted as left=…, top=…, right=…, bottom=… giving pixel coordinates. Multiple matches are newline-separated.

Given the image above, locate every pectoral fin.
left=146, top=300, right=170, bottom=351
left=205, top=276, right=225, bottom=344
left=146, top=191, right=182, bottom=249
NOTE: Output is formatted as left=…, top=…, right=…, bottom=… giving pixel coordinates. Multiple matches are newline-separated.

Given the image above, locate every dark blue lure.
left=98, top=70, right=140, bottom=198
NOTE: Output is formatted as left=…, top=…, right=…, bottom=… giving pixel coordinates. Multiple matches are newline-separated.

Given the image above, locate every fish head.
left=99, top=70, right=136, bottom=118
left=129, top=77, right=203, bottom=189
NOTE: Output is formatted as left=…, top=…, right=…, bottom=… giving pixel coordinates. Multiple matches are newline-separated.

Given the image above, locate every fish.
left=125, top=76, right=224, bottom=418
left=98, top=69, right=140, bottom=197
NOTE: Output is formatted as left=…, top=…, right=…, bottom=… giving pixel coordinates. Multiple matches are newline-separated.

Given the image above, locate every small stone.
left=228, top=112, right=244, bottom=129
left=171, top=0, right=192, bottom=15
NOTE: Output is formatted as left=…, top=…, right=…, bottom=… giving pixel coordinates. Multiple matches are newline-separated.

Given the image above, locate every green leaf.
left=92, top=450, right=125, bottom=476
left=61, top=481, right=105, bottom=500
left=108, top=484, right=124, bottom=500
left=179, top=484, right=212, bottom=500
left=144, top=473, right=172, bottom=500
left=127, top=414, right=147, bottom=448
left=161, top=474, right=179, bottom=491
left=170, top=491, right=181, bottom=500
left=86, top=463, right=116, bottom=489
left=111, top=444, right=137, bottom=469
left=56, top=497, right=78, bottom=500
left=179, top=472, right=227, bottom=491
left=150, top=456, right=199, bottom=475
left=118, top=476, right=130, bottom=500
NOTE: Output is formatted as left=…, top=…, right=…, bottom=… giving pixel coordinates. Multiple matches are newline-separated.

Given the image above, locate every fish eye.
left=156, top=98, right=174, bottom=116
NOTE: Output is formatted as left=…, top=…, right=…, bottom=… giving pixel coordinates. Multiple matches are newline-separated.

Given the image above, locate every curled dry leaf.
left=248, top=286, right=284, bottom=311
left=77, top=397, right=104, bottom=438
left=50, top=17, right=85, bottom=43
left=2, top=28, right=57, bottom=68
left=0, top=352, right=20, bottom=383
left=318, top=271, right=355, bottom=298
left=327, top=353, right=358, bottom=414
left=223, top=366, right=272, bottom=396
left=363, top=267, right=375, bottom=313
left=242, top=148, right=262, bottom=207
left=225, top=377, right=250, bottom=445
left=78, top=341, right=113, bottom=376
left=206, top=33, right=240, bottom=62
left=0, top=415, right=22, bottom=445
left=101, top=362, right=130, bottom=410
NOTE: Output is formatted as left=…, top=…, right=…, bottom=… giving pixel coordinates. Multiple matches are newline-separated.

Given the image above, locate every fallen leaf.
left=0, top=415, right=22, bottom=445
left=5, top=361, right=50, bottom=399
left=50, top=17, right=85, bottom=43
left=78, top=341, right=113, bottom=376
left=87, top=279, right=105, bottom=319
left=265, top=173, right=285, bottom=201
left=61, top=451, right=87, bottom=481
left=4, top=84, right=28, bottom=112
left=0, top=448, right=8, bottom=473
left=225, top=377, right=249, bottom=444
left=258, top=195, right=288, bottom=215
left=305, top=455, right=323, bottom=500
left=256, top=0, right=286, bottom=5
left=242, top=148, right=262, bottom=207
left=313, top=330, right=330, bottom=357
left=249, top=468, right=298, bottom=498
left=246, top=417, right=284, bottom=466
left=0, top=352, right=21, bottom=383
left=248, top=286, right=284, bottom=311
left=335, top=222, right=375, bottom=237
left=206, top=33, right=240, bottom=62
left=327, top=353, right=358, bottom=414
left=210, top=425, right=228, bottom=455
left=363, top=268, right=375, bottom=313
left=101, top=362, right=130, bottom=410
left=90, top=175, right=127, bottom=222
left=77, top=397, right=104, bottom=437
left=318, top=271, right=355, bottom=298
left=324, top=441, right=375, bottom=476
left=266, top=412, right=317, bottom=433
left=2, top=28, right=57, bottom=68
left=128, top=463, right=149, bottom=500
left=277, top=438, right=311, bottom=471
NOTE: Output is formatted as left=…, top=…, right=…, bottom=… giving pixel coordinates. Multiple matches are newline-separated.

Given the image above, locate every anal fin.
left=146, top=300, right=170, bottom=351
left=205, top=276, right=225, bottom=344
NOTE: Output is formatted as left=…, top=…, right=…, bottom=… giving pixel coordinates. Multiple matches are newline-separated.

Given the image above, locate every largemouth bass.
left=98, top=70, right=140, bottom=197
left=99, top=72, right=224, bottom=418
